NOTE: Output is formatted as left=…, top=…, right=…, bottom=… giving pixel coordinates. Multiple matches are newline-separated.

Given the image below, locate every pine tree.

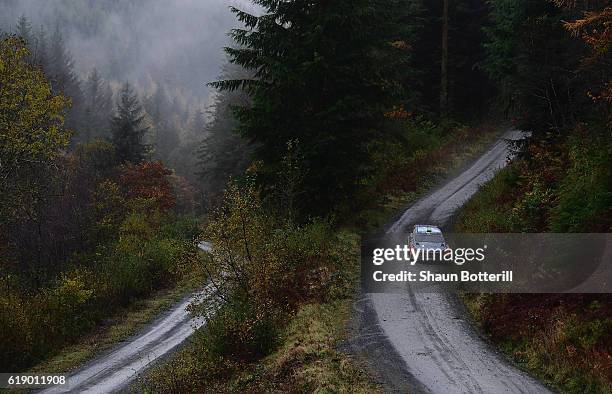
left=144, top=84, right=179, bottom=162
left=198, top=81, right=251, bottom=196
left=382, top=0, right=425, bottom=110
left=47, top=26, right=80, bottom=96
left=31, top=25, right=48, bottom=68
left=47, top=25, right=85, bottom=133
left=440, top=0, right=449, bottom=118
left=111, top=82, right=149, bottom=163
left=145, top=84, right=169, bottom=126
left=15, top=15, right=31, bottom=45
left=83, top=68, right=113, bottom=141
left=14, top=15, right=36, bottom=65
left=410, top=0, right=492, bottom=118
left=211, top=0, right=403, bottom=214
left=191, top=109, right=206, bottom=139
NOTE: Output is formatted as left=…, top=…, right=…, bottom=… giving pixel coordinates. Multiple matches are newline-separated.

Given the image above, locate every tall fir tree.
left=386, top=0, right=426, bottom=110
left=13, top=15, right=34, bottom=67
left=82, top=68, right=113, bottom=141
left=411, top=0, right=492, bottom=118
left=211, top=0, right=410, bottom=214
left=15, top=14, right=31, bottom=45
left=190, top=108, right=206, bottom=140
left=31, top=25, right=48, bottom=68
left=198, top=77, right=251, bottom=196
left=47, top=25, right=85, bottom=134
left=144, top=84, right=179, bottom=163
left=111, top=82, right=149, bottom=163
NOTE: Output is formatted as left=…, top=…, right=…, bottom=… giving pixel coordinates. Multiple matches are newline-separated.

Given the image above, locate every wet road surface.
left=350, top=130, right=552, bottom=393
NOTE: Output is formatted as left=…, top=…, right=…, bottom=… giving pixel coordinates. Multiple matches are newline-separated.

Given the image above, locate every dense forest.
left=0, top=0, right=610, bottom=392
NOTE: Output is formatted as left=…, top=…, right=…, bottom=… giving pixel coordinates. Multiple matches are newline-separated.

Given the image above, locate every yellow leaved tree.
left=0, top=36, right=71, bottom=222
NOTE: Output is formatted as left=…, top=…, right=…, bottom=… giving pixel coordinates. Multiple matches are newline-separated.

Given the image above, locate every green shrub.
left=510, top=182, right=554, bottom=232
left=455, top=166, right=521, bottom=232
left=0, top=211, right=197, bottom=371
left=0, top=269, right=96, bottom=370
left=0, top=277, right=34, bottom=369
left=159, top=216, right=199, bottom=240
left=189, top=184, right=351, bottom=365
left=550, top=136, right=612, bottom=232
left=203, top=297, right=281, bottom=362
left=47, top=270, right=95, bottom=338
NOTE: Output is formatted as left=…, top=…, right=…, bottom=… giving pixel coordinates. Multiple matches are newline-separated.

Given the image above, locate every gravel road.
left=350, top=130, right=552, bottom=393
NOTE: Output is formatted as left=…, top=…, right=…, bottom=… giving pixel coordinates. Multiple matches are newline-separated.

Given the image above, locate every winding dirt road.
left=40, top=242, right=212, bottom=394
left=350, top=130, right=552, bottom=393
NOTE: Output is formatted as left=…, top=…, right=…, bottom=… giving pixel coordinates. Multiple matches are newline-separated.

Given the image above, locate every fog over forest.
left=0, top=0, right=254, bottom=103
left=0, top=0, right=257, bottom=184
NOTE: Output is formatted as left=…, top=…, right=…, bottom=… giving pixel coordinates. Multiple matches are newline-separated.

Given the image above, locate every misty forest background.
left=0, top=0, right=610, bottom=392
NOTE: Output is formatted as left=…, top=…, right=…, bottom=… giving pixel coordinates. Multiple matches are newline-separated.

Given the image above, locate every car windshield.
left=414, top=234, right=445, bottom=243
left=415, top=226, right=441, bottom=234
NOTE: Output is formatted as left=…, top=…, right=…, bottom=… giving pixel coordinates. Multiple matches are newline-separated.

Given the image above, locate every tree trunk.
left=440, top=0, right=449, bottom=118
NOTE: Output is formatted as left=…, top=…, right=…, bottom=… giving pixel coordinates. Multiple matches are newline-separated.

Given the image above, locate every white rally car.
left=408, top=225, right=448, bottom=262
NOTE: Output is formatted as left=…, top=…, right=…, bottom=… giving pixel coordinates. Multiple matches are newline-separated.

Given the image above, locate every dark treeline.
left=210, top=0, right=501, bottom=217
left=207, top=0, right=609, bottom=222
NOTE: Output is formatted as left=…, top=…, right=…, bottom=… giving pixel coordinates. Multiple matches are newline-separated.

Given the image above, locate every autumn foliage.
left=189, top=184, right=350, bottom=362
left=119, top=161, right=176, bottom=212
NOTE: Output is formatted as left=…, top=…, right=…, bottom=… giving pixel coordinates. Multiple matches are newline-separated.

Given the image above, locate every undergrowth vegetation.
left=1, top=141, right=201, bottom=371
left=354, top=118, right=500, bottom=231
left=1, top=179, right=200, bottom=371
left=138, top=185, right=369, bottom=393
left=454, top=2, right=611, bottom=390
left=456, top=130, right=612, bottom=393
left=462, top=293, right=612, bottom=393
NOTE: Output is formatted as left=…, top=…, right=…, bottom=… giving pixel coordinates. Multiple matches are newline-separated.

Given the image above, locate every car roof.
left=413, top=225, right=442, bottom=234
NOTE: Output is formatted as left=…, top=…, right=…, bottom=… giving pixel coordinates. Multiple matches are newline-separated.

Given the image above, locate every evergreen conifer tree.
left=83, top=68, right=113, bottom=141
left=111, top=82, right=149, bottom=163
left=211, top=0, right=406, bottom=213
left=15, top=15, right=31, bottom=45
left=47, top=25, right=85, bottom=133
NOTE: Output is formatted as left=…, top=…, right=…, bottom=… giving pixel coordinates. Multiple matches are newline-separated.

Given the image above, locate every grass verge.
left=230, top=299, right=380, bottom=393
left=136, top=300, right=379, bottom=393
